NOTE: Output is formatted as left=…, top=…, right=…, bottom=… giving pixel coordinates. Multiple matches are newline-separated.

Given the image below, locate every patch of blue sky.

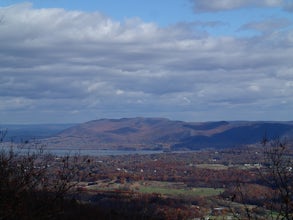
left=195, top=7, right=292, bottom=37
left=0, top=0, right=191, bottom=26
left=1, top=1, right=291, bottom=38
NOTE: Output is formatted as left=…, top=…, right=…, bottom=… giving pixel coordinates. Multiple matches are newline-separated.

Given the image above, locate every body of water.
left=46, top=149, right=163, bottom=156
left=1, top=146, right=163, bottom=156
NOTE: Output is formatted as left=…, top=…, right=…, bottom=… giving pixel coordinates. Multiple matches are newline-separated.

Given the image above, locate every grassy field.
left=196, top=163, right=229, bottom=170
left=83, top=180, right=224, bottom=198
left=137, top=184, right=224, bottom=198
left=191, top=187, right=224, bottom=197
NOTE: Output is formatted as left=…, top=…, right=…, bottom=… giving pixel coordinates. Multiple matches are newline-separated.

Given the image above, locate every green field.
left=196, top=163, right=229, bottom=170
left=83, top=180, right=224, bottom=198
left=138, top=185, right=224, bottom=198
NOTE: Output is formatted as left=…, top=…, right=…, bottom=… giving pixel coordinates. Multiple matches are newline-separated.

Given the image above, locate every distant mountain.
left=41, top=118, right=293, bottom=150
left=0, top=124, right=75, bottom=142
left=173, top=122, right=293, bottom=150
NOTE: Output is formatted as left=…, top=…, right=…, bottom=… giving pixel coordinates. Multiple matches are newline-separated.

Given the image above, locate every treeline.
left=0, top=132, right=202, bottom=219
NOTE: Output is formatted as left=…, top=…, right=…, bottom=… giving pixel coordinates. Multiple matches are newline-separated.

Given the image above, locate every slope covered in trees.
left=39, top=118, right=293, bottom=150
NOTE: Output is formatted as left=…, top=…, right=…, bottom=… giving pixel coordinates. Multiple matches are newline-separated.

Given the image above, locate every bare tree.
left=228, top=138, right=293, bottom=220
left=0, top=130, right=91, bottom=220
left=262, top=138, right=293, bottom=219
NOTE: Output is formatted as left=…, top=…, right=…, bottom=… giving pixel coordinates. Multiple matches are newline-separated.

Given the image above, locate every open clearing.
left=84, top=180, right=224, bottom=198
left=196, top=163, right=229, bottom=170
left=137, top=185, right=224, bottom=197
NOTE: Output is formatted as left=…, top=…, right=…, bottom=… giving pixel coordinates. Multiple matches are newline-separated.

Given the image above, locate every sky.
left=0, top=0, right=293, bottom=124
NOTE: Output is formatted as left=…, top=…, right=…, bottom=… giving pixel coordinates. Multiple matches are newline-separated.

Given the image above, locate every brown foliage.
left=0, top=133, right=91, bottom=220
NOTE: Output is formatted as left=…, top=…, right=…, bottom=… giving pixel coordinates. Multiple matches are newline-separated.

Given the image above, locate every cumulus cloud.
left=191, top=0, right=283, bottom=12
left=0, top=3, right=292, bottom=123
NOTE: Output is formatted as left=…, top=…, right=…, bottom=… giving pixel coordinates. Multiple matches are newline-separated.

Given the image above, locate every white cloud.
left=116, top=89, right=125, bottom=95
left=248, top=85, right=261, bottom=92
left=0, top=3, right=292, bottom=123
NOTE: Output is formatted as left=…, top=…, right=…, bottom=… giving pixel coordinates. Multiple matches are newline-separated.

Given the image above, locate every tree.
left=228, top=137, right=293, bottom=220
left=0, top=130, right=91, bottom=220
left=261, top=138, right=293, bottom=219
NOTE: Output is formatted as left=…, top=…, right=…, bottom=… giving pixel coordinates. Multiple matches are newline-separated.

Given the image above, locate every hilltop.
left=41, top=118, right=293, bottom=150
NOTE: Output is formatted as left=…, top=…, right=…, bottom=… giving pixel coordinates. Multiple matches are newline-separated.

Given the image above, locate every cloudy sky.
left=0, top=0, right=292, bottom=124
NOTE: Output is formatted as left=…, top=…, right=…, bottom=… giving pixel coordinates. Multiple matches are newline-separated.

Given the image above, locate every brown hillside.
left=42, top=118, right=293, bottom=150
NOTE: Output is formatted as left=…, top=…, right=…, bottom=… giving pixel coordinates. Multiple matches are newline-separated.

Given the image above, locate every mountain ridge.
left=41, top=118, right=293, bottom=150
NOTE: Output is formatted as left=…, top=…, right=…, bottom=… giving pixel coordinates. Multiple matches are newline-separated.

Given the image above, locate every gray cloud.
left=283, top=0, right=293, bottom=12
left=239, top=18, right=293, bottom=34
left=0, top=3, right=292, bottom=123
left=191, top=0, right=283, bottom=12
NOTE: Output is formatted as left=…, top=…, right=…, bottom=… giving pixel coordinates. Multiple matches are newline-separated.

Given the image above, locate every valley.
left=1, top=118, right=293, bottom=219
left=68, top=144, right=293, bottom=219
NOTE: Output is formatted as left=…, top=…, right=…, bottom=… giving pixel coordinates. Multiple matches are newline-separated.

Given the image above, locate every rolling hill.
left=41, top=118, right=293, bottom=150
